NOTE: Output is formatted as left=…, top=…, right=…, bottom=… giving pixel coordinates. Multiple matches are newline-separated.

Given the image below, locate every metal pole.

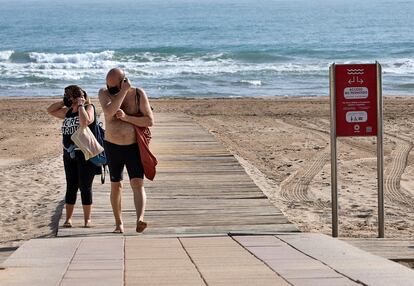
left=330, top=64, right=339, bottom=237
left=376, top=62, right=385, bottom=238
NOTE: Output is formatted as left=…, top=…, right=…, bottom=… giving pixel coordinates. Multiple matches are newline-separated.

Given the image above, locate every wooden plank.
left=342, top=238, right=414, bottom=260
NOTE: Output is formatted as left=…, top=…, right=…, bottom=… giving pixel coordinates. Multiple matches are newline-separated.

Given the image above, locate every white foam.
left=240, top=80, right=262, bottom=86
left=0, top=50, right=14, bottom=61
left=29, top=50, right=115, bottom=64
left=383, top=59, right=414, bottom=74
left=1, top=50, right=413, bottom=85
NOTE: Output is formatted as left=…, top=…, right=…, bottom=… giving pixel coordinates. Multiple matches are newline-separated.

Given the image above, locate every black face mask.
left=107, top=79, right=124, bottom=95
left=107, top=85, right=120, bottom=95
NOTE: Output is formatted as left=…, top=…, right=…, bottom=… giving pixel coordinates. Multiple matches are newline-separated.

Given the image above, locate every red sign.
left=335, top=64, right=378, bottom=137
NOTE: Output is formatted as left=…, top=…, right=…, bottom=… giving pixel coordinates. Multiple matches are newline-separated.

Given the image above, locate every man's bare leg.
left=130, top=178, right=147, bottom=232
left=110, top=181, right=124, bottom=233
left=64, top=204, right=75, bottom=227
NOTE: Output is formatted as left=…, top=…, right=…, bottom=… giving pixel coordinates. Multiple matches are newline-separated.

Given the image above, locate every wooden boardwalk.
left=58, top=113, right=297, bottom=237
left=1, top=113, right=414, bottom=285
left=343, top=238, right=414, bottom=262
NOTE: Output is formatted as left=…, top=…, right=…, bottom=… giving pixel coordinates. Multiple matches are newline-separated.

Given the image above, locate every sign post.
left=329, top=62, right=384, bottom=238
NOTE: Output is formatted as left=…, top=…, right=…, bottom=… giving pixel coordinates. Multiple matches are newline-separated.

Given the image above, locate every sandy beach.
left=1, top=96, right=414, bottom=251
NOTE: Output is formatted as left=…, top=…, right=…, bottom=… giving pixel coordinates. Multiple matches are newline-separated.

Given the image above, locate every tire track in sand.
left=384, top=135, right=414, bottom=206
left=279, top=118, right=376, bottom=209
left=280, top=149, right=331, bottom=208
left=278, top=119, right=331, bottom=208
left=306, top=119, right=414, bottom=206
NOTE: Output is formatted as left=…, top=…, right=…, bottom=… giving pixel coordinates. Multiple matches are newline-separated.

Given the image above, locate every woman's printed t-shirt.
left=62, top=109, right=79, bottom=148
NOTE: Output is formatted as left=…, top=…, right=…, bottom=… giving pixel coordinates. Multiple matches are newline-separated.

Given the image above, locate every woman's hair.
left=64, top=85, right=91, bottom=105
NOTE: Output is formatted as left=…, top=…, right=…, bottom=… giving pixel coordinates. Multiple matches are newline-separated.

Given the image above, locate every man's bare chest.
left=121, top=93, right=138, bottom=115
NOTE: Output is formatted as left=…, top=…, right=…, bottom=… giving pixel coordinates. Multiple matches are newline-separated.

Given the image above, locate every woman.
left=47, top=85, right=96, bottom=228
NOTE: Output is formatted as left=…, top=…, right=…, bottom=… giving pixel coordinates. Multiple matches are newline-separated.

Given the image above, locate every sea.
left=0, top=0, right=413, bottom=97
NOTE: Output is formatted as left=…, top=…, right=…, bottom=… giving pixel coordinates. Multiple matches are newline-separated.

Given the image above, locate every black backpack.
left=89, top=106, right=107, bottom=183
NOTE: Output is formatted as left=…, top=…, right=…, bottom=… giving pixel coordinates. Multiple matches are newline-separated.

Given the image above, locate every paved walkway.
left=2, top=234, right=414, bottom=286
left=1, top=113, right=414, bottom=285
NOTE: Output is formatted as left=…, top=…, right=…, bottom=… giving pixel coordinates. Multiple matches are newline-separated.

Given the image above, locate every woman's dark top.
left=61, top=108, right=80, bottom=149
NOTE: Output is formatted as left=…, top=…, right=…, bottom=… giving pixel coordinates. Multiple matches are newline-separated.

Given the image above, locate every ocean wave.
left=4, top=49, right=412, bottom=76
left=0, top=50, right=413, bottom=90
left=383, top=59, right=414, bottom=74
left=0, top=82, right=46, bottom=89
left=0, top=60, right=370, bottom=82
left=396, top=83, right=414, bottom=89
left=3, top=49, right=294, bottom=65
left=29, top=50, right=115, bottom=64
left=0, top=50, right=13, bottom=61
left=238, top=80, right=262, bottom=86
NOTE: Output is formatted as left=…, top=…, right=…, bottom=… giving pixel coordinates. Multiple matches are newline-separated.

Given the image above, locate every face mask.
left=107, top=85, right=120, bottom=95
left=107, top=78, right=126, bottom=95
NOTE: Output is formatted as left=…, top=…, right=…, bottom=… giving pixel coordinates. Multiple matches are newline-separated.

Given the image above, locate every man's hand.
left=115, top=109, right=127, bottom=121
left=120, top=78, right=131, bottom=93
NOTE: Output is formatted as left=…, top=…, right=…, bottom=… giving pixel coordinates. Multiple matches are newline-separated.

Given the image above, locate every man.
left=99, top=68, right=154, bottom=233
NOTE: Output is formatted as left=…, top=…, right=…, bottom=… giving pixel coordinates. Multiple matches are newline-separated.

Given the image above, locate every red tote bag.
left=135, top=126, right=157, bottom=181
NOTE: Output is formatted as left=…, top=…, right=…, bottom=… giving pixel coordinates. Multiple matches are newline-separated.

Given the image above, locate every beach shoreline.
left=1, top=96, right=414, bottom=254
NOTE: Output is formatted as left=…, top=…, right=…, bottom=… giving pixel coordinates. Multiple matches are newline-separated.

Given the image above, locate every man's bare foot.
left=136, top=221, right=147, bottom=233
left=112, top=224, right=124, bottom=234
left=84, top=220, right=92, bottom=228
left=63, top=219, right=72, bottom=228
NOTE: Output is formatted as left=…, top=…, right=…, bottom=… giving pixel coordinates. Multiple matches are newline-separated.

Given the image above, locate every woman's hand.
left=115, top=109, right=127, bottom=121
left=76, top=97, right=85, bottom=106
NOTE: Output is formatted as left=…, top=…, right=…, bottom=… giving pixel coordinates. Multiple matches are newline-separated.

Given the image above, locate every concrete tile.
left=288, top=277, right=358, bottom=286
left=206, top=277, right=289, bottom=286
left=265, top=259, right=328, bottom=273
left=184, top=248, right=250, bottom=259
left=246, top=246, right=306, bottom=260
left=3, top=257, right=71, bottom=268
left=127, top=281, right=204, bottom=286
left=190, top=257, right=263, bottom=266
left=69, top=259, right=123, bottom=270
left=233, top=235, right=284, bottom=247
left=278, top=233, right=414, bottom=286
left=180, top=237, right=237, bottom=247
left=4, top=238, right=80, bottom=260
left=60, top=277, right=122, bottom=286
left=0, top=267, right=66, bottom=286
left=126, top=258, right=190, bottom=266
left=125, top=276, right=205, bottom=286
left=277, top=268, right=343, bottom=279
left=126, top=237, right=181, bottom=248
left=125, top=249, right=188, bottom=260
left=63, top=269, right=122, bottom=280
left=126, top=268, right=201, bottom=278
left=72, top=253, right=124, bottom=261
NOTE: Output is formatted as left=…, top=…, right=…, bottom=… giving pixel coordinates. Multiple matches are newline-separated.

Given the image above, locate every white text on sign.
left=344, top=87, right=368, bottom=99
